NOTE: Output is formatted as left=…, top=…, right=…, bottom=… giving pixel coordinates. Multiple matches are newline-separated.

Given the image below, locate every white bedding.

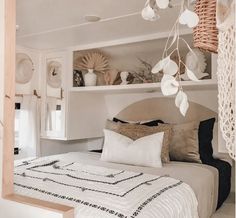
left=14, top=152, right=218, bottom=218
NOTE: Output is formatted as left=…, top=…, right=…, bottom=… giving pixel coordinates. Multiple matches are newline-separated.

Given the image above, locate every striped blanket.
left=14, top=158, right=199, bottom=218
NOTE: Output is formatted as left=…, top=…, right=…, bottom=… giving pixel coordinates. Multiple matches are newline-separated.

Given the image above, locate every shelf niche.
left=72, top=34, right=214, bottom=93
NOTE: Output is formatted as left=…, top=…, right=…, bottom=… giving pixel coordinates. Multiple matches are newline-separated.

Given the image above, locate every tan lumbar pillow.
left=105, top=120, right=172, bottom=163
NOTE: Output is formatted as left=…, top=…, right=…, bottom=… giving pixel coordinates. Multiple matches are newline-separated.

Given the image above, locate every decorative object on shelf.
left=104, top=71, right=111, bottom=85
left=73, top=70, right=84, bottom=87
left=84, top=69, right=97, bottom=86
left=193, top=0, right=218, bottom=53
left=75, top=51, right=109, bottom=86
left=135, top=58, right=160, bottom=83
left=142, top=0, right=201, bottom=116
left=131, top=72, right=151, bottom=84
left=120, top=72, right=129, bottom=85
left=75, top=51, right=109, bottom=73
left=216, top=0, right=235, bottom=160
left=16, top=53, right=34, bottom=84
left=141, top=0, right=172, bottom=21
left=105, top=69, right=119, bottom=85
left=181, top=48, right=208, bottom=81
left=47, top=61, right=62, bottom=88
left=113, top=72, right=134, bottom=85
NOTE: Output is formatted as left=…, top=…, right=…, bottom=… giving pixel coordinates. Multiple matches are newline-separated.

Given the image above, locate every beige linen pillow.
left=169, top=121, right=201, bottom=163
left=105, top=120, right=172, bottom=163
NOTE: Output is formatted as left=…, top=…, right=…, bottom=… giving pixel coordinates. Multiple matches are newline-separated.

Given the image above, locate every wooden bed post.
left=2, top=0, right=16, bottom=198
left=1, top=0, right=74, bottom=217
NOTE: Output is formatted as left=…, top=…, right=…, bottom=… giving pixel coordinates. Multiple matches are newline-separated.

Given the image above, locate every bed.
left=14, top=152, right=218, bottom=218
left=14, top=98, right=230, bottom=218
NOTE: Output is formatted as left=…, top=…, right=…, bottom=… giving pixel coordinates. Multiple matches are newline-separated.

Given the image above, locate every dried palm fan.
left=76, top=52, right=109, bottom=73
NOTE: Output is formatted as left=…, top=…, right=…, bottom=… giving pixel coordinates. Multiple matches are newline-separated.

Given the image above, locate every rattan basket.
left=193, top=0, right=218, bottom=53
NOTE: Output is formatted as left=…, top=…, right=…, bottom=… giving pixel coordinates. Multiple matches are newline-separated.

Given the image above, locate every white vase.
left=84, top=69, right=97, bottom=86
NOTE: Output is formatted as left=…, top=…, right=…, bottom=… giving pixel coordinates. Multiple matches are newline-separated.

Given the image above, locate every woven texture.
left=105, top=120, right=172, bottom=163
left=217, top=24, right=235, bottom=160
left=193, top=0, right=218, bottom=53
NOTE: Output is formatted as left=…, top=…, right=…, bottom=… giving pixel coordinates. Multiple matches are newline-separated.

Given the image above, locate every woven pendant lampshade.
left=193, top=0, right=218, bottom=53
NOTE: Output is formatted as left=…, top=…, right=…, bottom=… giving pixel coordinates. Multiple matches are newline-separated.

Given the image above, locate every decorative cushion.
left=198, top=118, right=216, bottom=162
left=113, top=117, right=164, bottom=126
left=169, top=121, right=201, bottom=163
left=101, top=129, right=164, bottom=167
left=106, top=120, right=172, bottom=163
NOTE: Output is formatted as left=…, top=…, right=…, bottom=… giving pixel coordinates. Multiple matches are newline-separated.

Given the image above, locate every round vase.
left=84, top=69, right=97, bottom=86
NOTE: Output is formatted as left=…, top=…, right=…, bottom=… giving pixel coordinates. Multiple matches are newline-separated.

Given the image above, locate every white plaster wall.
left=40, top=137, right=103, bottom=156
left=40, top=89, right=226, bottom=156
left=0, top=1, right=62, bottom=217
left=104, top=90, right=218, bottom=119
left=40, top=138, right=88, bottom=156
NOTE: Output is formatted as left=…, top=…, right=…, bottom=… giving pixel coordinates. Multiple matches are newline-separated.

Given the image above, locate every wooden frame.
left=2, top=0, right=74, bottom=217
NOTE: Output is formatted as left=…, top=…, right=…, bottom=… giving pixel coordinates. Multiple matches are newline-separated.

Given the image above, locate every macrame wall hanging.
left=216, top=0, right=235, bottom=160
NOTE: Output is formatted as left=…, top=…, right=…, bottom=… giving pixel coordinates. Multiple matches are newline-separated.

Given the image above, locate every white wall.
left=40, top=137, right=103, bottom=156
left=0, top=1, right=62, bottom=217
left=40, top=138, right=88, bottom=156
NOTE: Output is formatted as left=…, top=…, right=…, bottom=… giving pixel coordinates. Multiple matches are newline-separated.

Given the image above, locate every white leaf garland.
left=163, top=59, right=178, bottom=75
left=175, top=90, right=184, bottom=108
left=152, top=55, right=178, bottom=75
left=175, top=90, right=189, bottom=116
left=179, top=9, right=199, bottom=28
left=180, top=96, right=189, bottom=116
left=152, top=56, right=170, bottom=74
left=186, top=68, right=200, bottom=82
left=142, top=1, right=160, bottom=21
left=156, top=0, right=169, bottom=9
left=161, top=74, right=179, bottom=96
left=143, top=0, right=201, bottom=117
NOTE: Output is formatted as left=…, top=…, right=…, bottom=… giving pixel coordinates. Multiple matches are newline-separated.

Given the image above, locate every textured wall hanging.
left=216, top=0, right=235, bottom=160
left=16, top=53, right=34, bottom=84
left=47, top=61, right=62, bottom=88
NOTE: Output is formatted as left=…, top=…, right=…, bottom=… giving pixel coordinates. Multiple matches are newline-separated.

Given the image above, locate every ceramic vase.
left=84, top=69, right=97, bottom=86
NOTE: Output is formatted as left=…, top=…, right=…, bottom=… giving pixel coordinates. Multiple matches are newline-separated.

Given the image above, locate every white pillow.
left=101, top=129, right=164, bottom=168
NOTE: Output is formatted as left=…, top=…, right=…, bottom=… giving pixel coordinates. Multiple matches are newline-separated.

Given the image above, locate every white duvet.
left=14, top=156, right=199, bottom=218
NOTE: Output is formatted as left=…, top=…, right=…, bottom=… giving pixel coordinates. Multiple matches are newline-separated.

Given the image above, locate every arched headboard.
left=115, top=97, right=218, bottom=124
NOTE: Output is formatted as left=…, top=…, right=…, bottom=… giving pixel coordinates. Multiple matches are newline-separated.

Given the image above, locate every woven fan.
left=76, top=52, right=109, bottom=73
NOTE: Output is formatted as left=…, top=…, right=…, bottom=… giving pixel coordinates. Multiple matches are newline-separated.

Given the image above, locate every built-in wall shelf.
left=70, top=80, right=217, bottom=94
